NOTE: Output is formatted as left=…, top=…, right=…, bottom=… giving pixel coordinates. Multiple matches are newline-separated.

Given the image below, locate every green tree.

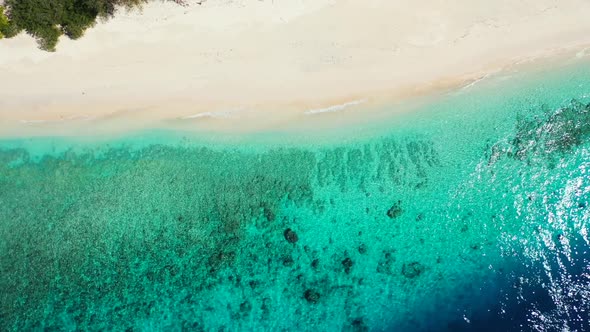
left=0, top=6, right=23, bottom=39
left=0, top=0, right=162, bottom=51
left=88, top=0, right=148, bottom=18
left=0, top=6, right=9, bottom=38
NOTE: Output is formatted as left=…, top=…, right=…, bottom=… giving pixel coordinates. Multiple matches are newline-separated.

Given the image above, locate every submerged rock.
left=386, top=201, right=403, bottom=219
left=284, top=228, right=299, bottom=243
left=402, top=262, right=424, bottom=279
left=304, top=289, right=321, bottom=304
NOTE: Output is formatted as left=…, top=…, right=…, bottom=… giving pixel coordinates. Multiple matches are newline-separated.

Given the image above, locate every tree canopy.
left=0, top=0, right=175, bottom=51
left=0, top=6, right=10, bottom=39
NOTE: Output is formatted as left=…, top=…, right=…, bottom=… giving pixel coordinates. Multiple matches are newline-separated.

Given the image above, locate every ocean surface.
left=1, top=57, right=590, bottom=331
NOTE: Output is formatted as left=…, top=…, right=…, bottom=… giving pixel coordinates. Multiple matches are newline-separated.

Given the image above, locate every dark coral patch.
left=262, top=204, right=276, bottom=222
left=376, top=249, right=396, bottom=274
left=352, top=318, right=369, bottom=332
left=402, top=262, right=425, bottom=279
left=282, top=256, right=295, bottom=267
left=386, top=201, right=403, bottom=219
left=284, top=228, right=299, bottom=243
left=342, top=257, right=354, bottom=274
left=304, top=289, right=321, bottom=304
left=240, top=301, right=252, bottom=313
left=358, top=244, right=367, bottom=255
left=311, top=259, right=319, bottom=269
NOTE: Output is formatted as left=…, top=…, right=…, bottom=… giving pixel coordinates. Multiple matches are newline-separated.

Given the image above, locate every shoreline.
left=1, top=47, right=589, bottom=140
left=1, top=0, right=590, bottom=137
left=2, top=51, right=589, bottom=154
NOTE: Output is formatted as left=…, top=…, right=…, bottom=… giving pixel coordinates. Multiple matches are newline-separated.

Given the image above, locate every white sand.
left=1, top=0, right=590, bottom=135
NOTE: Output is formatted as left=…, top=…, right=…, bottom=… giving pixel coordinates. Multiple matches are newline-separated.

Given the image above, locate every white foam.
left=575, top=47, right=589, bottom=58
left=181, top=110, right=236, bottom=120
left=304, top=99, right=367, bottom=115
left=458, top=73, right=493, bottom=91
left=18, top=115, right=95, bottom=125
left=19, top=119, right=48, bottom=124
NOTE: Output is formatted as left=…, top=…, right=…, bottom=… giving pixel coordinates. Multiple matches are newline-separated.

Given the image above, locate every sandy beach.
left=1, top=0, right=590, bottom=135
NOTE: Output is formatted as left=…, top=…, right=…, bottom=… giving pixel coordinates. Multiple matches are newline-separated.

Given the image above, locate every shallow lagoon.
left=1, top=58, right=590, bottom=331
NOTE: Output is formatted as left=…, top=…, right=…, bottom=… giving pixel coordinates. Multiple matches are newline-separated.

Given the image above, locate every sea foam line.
left=181, top=111, right=236, bottom=119
left=459, top=73, right=491, bottom=91
left=304, top=99, right=367, bottom=115
left=19, top=115, right=96, bottom=124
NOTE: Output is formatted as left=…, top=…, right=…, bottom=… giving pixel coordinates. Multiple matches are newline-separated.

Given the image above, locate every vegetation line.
left=0, top=0, right=182, bottom=51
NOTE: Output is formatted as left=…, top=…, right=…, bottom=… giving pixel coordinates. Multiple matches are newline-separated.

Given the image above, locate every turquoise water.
left=1, top=58, right=590, bottom=331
